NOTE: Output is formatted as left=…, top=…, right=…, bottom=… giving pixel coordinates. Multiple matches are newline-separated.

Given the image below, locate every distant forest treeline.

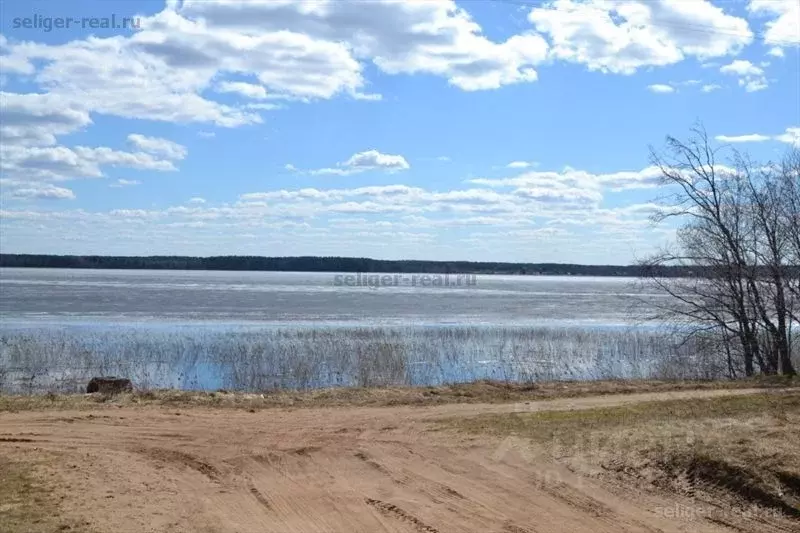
left=0, top=254, right=695, bottom=277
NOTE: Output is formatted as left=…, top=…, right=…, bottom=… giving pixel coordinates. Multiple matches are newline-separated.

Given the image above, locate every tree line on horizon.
left=0, top=254, right=696, bottom=277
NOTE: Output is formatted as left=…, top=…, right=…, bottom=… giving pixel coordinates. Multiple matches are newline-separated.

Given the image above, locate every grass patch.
left=0, top=457, right=84, bottom=532
left=446, top=391, right=800, bottom=521
left=448, top=391, right=800, bottom=441
left=1, top=376, right=796, bottom=412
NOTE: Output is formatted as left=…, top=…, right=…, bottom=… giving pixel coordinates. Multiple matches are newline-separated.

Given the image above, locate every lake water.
left=0, top=269, right=708, bottom=393
left=0, top=268, right=659, bottom=327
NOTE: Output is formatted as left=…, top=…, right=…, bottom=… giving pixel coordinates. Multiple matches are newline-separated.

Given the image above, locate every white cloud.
left=0, top=91, right=92, bottom=146
left=528, top=0, right=752, bottom=75
left=775, top=127, right=800, bottom=147
left=598, top=167, right=664, bottom=191
left=108, top=209, right=161, bottom=219
left=0, top=0, right=556, bottom=135
left=7, top=184, right=76, bottom=200
left=237, top=180, right=600, bottom=213
left=127, top=134, right=188, bottom=160
left=244, top=103, right=282, bottom=111
left=312, top=150, right=410, bottom=176
left=647, top=84, right=675, bottom=94
left=0, top=93, right=182, bottom=202
left=767, top=47, right=785, bottom=58
left=216, top=81, right=268, bottom=100
left=3, top=35, right=261, bottom=127
left=720, top=59, right=763, bottom=76
left=0, top=35, right=34, bottom=75
left=1, top=162, right=672, bottom=261
left=507, top=161, right=536, bottom=169
left=470, top=165, right=662, bottom=193
left=714, top=127, right=799, bottom=147
left=0, top=0, right=767, bottom=193
left=715, top=133, right=771, bottom=143
left=188, top=197, right=207, bottom=204
left=178, top=0, right=550, bottom=92
left=77, top=146, right=178, bottom=172
left=109, top=179, right=142, bottom=188
left=701, top=84, right=722, bottom=93
left=1, top=144, right=177, bottom=184
left=344, top=151, right=410, bottom=172
left=512, top=186, right=601, bottom=204
left=719, top=60, right=768, bottom=92
left=748, top=0, right=800, bottom=50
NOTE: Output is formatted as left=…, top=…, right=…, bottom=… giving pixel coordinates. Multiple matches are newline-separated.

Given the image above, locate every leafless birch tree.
left=639, top=125, right=797, bottom=377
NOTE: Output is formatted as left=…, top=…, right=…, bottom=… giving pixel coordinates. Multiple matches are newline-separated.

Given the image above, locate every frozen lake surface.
left=0, top=269, right=701, bottom=393
left=0, top=268, right=661, bottom=327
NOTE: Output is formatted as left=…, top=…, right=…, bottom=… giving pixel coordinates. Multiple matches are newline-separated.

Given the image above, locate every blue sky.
left=0, top=0, right=798, bottom=263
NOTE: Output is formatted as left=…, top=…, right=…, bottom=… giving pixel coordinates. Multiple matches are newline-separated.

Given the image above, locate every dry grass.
left=0, top=456, right=87, bottom=533
left=0, top=325, right=720, bottom=394
left=447, top=390, right=800, bottom=439
left=1, top=377, right=797, bottom=412
left=446, top=390, right=800, bottom=523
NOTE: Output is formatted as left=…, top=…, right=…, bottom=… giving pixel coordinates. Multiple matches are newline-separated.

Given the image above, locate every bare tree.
left=639, top=125, right=797, bottom=378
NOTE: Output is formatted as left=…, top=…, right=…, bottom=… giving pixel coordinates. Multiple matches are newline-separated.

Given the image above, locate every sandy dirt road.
left=0, top=389, right=790, bottom=533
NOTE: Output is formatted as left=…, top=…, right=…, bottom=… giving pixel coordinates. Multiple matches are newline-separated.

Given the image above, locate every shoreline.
left=2, top=377, right=797, bottom=411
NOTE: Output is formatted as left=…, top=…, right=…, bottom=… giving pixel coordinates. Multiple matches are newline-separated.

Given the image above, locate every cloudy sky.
left=0, top=0, right=797, bottom=263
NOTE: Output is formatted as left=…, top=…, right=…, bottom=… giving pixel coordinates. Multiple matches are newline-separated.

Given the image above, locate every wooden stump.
left=86, top=377, right=133, bottom=394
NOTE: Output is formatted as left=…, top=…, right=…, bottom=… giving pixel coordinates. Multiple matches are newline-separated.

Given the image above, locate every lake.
left=0, top=269, right=712, bottom=393
left=0, top=268, right=661, bottom=326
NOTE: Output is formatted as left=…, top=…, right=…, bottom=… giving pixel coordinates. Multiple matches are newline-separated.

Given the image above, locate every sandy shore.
left=0, top=387, right=795, bottom=532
